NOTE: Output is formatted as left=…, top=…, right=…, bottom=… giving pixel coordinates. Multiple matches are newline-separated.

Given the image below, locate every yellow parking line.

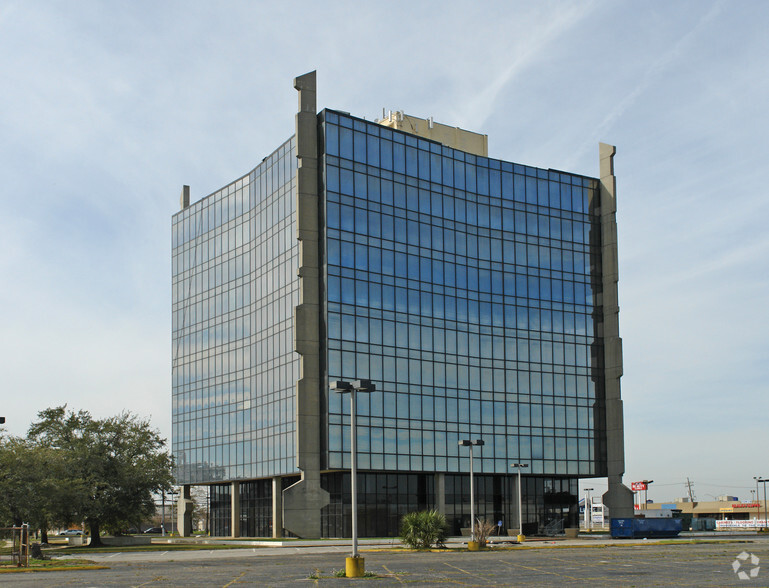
left=382, top=564, right=405, bottom=583
left=443, top=562, right=473, bottom=575
left=498, top=559, right=581, bottom=581
left=221, top=570, right=247, bottom=587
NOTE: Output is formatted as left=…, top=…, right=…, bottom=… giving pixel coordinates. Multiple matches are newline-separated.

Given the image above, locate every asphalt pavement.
left=3, top=534, right=767, bottom=586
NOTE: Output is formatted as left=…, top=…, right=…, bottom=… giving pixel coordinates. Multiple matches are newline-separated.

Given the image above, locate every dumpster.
left=610, top=517, right=682, bottom=539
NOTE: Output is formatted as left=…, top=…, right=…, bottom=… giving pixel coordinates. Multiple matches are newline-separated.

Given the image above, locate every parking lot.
left=3, top=539, right=767, bottom=586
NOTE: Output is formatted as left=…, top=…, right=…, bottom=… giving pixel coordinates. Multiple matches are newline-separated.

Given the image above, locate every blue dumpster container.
left=610, top=518, right=635, bottom=538
left=610, top=517, right=682, bottom=539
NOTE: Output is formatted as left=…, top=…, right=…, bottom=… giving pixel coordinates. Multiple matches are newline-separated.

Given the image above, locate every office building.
left=171, top=71, right=633, bottom=538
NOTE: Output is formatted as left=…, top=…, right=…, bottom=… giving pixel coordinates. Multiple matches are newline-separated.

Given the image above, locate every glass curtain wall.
left=322, top=110, right=605, bottom=478
left=172, top=137, right=301, bottom=485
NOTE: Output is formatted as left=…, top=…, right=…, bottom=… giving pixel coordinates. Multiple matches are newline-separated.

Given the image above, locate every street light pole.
left=642, top=480, right=654, bottom=511
left=510, top=463, right=528, bottom=541
left=460, top=440, right=484, bottom=543
left=330, top=379, right=374, bottom=576
left=758, top=478, right=769, bottom=530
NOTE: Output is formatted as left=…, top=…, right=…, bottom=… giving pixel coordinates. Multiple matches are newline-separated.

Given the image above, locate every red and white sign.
left=733, top=503, right=760, bottom=508
left=716, top=520, right=768, bottom=528
left=631, top=482, right=647, bottom=491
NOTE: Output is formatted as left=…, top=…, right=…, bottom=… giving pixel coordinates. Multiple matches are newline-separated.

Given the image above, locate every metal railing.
left=543, top=518, right=564, bottom=536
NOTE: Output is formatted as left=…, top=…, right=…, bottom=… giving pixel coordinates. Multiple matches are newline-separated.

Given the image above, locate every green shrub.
left=399, top=509, right=449, bottom=549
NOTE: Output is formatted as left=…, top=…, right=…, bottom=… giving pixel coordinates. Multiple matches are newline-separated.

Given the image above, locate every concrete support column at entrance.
left=272, top=477, right=283, bottom=538
left=231, top=481, right=241, bottom=538
left=435, top=473, right=446, bottom=515
left=177, top=484, right=194, bottom=537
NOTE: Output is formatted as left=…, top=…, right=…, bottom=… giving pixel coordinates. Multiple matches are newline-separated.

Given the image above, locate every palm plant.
left=399, top=509, right=449, bottom=549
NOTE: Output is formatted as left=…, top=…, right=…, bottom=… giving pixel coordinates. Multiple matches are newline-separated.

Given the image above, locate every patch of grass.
left=333, top=568, right=347, bottom=577
left=0, top=558, right=107, bottom=573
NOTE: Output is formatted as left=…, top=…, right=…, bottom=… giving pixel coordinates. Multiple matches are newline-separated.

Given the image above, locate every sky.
left=1, top=0, right=767, bottom=505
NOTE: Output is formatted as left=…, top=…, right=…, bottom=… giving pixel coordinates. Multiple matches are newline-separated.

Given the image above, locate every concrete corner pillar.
left=180, top=185, right=190, bottom=210
left=284, top=70, right=330, bottom=538
left=598, top=142, right=633, bottom=518
left=177, top=485, right=194, bottom=537
left=231, top=481, right=241, bottom=538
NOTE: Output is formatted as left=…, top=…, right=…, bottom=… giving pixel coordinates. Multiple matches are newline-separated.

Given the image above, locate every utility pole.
left=685, top=478, right=696, bottom=502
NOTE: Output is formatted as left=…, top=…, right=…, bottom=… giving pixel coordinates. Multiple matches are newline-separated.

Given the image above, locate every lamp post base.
left=517, top=534, right=526, bottom=543
left=345, top=556, right=365, bottom=577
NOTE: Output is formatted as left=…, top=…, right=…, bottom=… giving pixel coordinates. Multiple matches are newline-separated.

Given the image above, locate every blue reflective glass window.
left=341, top=278, right=355, bottom=304
left=340, top=169, right=354, bottom=196
left=355, top=244, right=367, bottom=270
left=366, top=134, right=379, bottom=166
left=477, top=165, right=488, bottom=196
left=327, top=202, right=340, bottom=229
left=502, top=171, right=514, bottom=199
left=431, top=152, right=442, bottom=182
left=340, top=205, right=354, bottom=232
left=355, top=172, right=367, bottom=198
left=394, top=218, right=407, bottom=242
left=328, top=313, right=341, bottom=340
left=354, top=207, right=367, bottom=234
left=444, top=229, right=456, bottom=254
left=442, top=157, right=454, bottom=187
left=340, top=242, right=354, bottom=268
left=327, top=239, right=340, bottom=266
left=467, top=234, right=478, bottom=258
left=327, top=276, right=340, bottom=302
left=340, top=127, right=353, bottom=160
left=407, top=220, right=419, bottom=246
left=395, top=288, right=407, bottom=313
left=418, top=149, right=430, bottom=180
left=382, top=285, right=395, bottom=311
left=465, top=163, right=476, bottom=192
left=380, top=139, right=392, bottom=171
left=393, top=142, right=405, bottom=174
left=326, top=123, right=339, bottom=156
left=381, top=214, right=394, bottom=241
left=394, top=183, right=406, bottom=209
left=327, top=166, right=339, bottom=192
left=443, top=195, right=454, bottom=220
left=353, top=131, right=366, bottom=162
left=367, top=176, right=380, bottom=203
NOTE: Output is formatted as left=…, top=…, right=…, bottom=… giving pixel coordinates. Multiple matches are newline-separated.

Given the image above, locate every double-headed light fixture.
left=330, top=379, right=375, bottom=575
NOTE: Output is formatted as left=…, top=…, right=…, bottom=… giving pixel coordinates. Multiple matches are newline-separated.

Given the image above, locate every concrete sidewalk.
left=54, top=532, right=764, bottom=563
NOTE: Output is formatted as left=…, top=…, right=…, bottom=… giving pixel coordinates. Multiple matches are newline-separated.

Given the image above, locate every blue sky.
left=1, top=0, right=767, bottom=504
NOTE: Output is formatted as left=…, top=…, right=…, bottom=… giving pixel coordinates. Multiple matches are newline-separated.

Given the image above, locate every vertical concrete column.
left=231, top=481, right=241, bottom=538
left=177, top=484, right=194, bottom=537
left=272, top=477, right=283, bottom=538
left=598, top=143, right=634, bottom=518
left=435, top=473, right=446, bottom=515
left=180, top=185, right=190, bottom=210
left=283, top=70, right=330, bottom=538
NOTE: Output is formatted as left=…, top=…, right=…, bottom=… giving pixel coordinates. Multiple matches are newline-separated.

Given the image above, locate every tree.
left=28, top=406, right=174, bottom=547
left=0, top=436, right=72, bottom=539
